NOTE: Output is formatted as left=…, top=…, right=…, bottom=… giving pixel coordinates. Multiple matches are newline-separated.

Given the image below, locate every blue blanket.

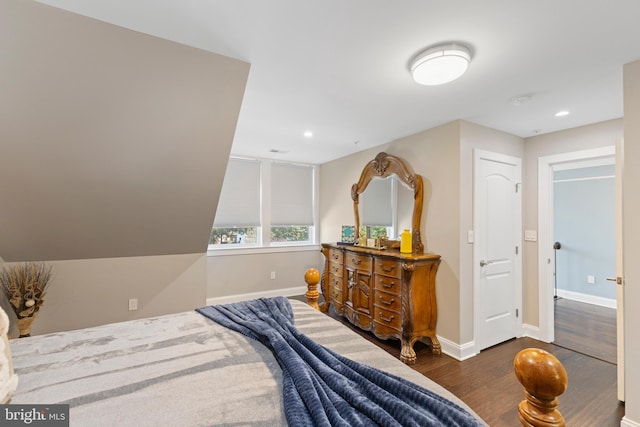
left=196, top=297, right=482, bottom=427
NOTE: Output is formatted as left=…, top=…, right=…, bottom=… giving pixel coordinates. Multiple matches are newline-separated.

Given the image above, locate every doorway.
left=551, top=159, right=617, bottom=363
left=538, top=144, right=624, bottom=401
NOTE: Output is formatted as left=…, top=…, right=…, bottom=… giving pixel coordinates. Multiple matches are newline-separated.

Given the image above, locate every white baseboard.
left=556, top=289, right=616, bottom=309
left=621, top=416, right=640, bottom=427
left=437, top=336, right=478, bottom=361
left=206, top=286, right=308, bottom=306
left=522, top=323, right=543, bottom=341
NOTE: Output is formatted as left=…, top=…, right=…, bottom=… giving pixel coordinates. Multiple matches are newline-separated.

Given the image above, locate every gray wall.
left=553, top=165, right=616, bottom=300
left=206, top=250, right=324, bottom=301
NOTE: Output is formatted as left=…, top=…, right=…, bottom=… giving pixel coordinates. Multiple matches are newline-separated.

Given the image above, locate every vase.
left=16, top=316, right=35, bottom=338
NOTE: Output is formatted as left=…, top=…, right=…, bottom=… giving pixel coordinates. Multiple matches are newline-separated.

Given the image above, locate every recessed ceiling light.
left=410, top=43, right=471, bottom=86
left=303, top=131, right=313, bottom=138
left=555, top=110, right=570, bottom=117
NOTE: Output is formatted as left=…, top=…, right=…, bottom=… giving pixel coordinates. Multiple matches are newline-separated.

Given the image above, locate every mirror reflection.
left=359, top=176, right=414, bottom=240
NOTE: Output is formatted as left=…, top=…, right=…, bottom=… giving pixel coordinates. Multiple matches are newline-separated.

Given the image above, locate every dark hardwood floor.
left=553, top=297, right=617, bottom=364
left=291, top=296, right=624, bottom=426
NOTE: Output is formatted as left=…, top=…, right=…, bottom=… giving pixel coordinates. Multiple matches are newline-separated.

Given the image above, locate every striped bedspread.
left=9, top=300, right=486, bottom=426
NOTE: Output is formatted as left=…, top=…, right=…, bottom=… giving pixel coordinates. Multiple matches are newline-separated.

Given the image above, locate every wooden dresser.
left=321, top=243, right=441, bottom=364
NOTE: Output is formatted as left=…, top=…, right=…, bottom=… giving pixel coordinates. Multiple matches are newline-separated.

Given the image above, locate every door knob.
left=606, top=276, right=623, bottom=285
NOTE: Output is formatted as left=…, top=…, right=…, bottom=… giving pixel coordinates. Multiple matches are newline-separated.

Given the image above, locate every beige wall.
left=206, top=250, right=324, bottom=300
left=0, top=254, right=206, bottom=337
left=521, top=119, right=623, bottom=326
left=319, top=120, right=523, bottom=346
left=320, top=122, right=462, bottom=341
left=623, top=60, right=640, bottom=426
left=0, top=0, right=249, bottom=261
left=0, top=0, right=249, bottom=335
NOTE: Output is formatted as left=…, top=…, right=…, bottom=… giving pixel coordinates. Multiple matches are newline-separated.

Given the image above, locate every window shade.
left=271, top=163, right=314, bottom=226
left=213, top=158, right=261, bottom=227
left=361, top=178, right=393, bottom=226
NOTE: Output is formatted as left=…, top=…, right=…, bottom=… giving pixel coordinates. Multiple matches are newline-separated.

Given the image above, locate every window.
left=210, top=158, right=261, bottom=246
left=209, top=157, right=317, bottom=250
left=270, top=162, right=314, bottom=244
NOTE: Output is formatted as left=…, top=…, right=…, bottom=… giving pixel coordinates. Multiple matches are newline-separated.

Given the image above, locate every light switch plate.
left=524, top=230, right=537, bottom=242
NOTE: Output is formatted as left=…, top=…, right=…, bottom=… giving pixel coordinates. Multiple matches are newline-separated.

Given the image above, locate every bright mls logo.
left=1, top=405, right=69, bottom=426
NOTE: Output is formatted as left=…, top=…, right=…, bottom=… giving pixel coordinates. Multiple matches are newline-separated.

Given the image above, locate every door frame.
left=537, top=145, right=615, bottom=342
left=473, top=149, right=523, bottom=353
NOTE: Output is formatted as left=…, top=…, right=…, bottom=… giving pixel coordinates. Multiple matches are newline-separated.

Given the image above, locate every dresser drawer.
left=345, top=252, right=372, bottom=272
left=374, top=259, right=402, bottom=278
left=374, top=275, right=401, bottom=294
left=328, top=261, right=343, bottom=277
left=328, top=248, right=343, bottom=263
left=329, top=285, right=343, bottom=304
left=374, top=307, right=401, bottom=330
left=328, top=273, right=342, bottom=289
left=374, top=290, right=401, bottom=312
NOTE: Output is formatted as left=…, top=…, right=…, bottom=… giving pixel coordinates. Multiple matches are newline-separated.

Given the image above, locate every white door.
left=474, top=150, right=522, bottom=350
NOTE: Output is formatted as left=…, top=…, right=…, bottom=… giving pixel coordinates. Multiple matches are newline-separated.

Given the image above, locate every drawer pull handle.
left=332, top=292, right=339, bottom=299
left=332, top=254, right=339, bottom=260
left=332, top=266, right=339, bottom=272
left=381, top=265, right=395, bottom=273
left=379, top=312, right=395, bottom=323
left=351, top=258, right=362, bottom=265
left=379, top=296, right=395, bottom=306
left=381, top=281, right=396, bottom=289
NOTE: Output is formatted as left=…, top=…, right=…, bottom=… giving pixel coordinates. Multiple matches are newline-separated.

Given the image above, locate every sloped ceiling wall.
left=0, top=0, right=249, bottom=261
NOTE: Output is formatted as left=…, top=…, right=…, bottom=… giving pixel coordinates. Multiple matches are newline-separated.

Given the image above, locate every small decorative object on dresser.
left=0, top=262, right=53, bottom=338
left=340, top=225, right=356, bottom=244
left=314, top=152, right=440, bottom=364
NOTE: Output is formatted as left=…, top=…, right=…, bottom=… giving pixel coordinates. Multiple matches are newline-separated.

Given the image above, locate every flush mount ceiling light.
left=410, top=43, right=471, bottom=86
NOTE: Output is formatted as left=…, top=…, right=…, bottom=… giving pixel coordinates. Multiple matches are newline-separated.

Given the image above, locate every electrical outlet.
left=270, top=271, right=276, bottom=280
left=587, top=275, right=595, bottom=284
left=128, top=298, right=138, bottom=311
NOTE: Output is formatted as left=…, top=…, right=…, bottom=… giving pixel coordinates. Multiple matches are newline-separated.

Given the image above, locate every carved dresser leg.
left=514, top=348, right=568, bottom=427
left=428, top=335, right=442, bottom=355
left=400, top=338, right=417, bottom=365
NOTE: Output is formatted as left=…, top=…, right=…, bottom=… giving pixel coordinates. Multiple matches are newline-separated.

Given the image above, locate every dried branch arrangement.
left=0, top=262, right=53, bottom=319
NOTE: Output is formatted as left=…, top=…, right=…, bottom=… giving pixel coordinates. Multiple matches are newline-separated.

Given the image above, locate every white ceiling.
left=34, top=0, right=640, bottom=164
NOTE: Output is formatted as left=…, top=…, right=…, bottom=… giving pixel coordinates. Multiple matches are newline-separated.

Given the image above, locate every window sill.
left=207, top=244, right=321, bottom=257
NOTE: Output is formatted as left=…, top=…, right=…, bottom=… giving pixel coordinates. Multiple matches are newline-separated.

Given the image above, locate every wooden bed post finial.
left=514, top=348, right=568, bottom=427
left=304, top=268, right=321, bottom=310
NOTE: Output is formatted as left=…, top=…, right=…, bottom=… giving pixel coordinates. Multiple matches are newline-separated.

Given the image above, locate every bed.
left=3, top=297, right=486, bottom=426
left=1, top=272, right=567, bottom=427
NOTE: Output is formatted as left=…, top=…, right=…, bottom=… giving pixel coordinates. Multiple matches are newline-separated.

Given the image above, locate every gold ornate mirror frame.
left=352, top=152, right=424, bottom=254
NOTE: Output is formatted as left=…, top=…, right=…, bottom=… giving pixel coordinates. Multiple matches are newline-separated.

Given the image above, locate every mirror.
left=352, top=152, right=424, bottom=254
left=358, top=177, right=413, bottom=238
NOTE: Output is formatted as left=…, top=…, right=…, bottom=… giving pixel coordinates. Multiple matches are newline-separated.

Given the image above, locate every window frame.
left=208, top=157, right=319, bottom=256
